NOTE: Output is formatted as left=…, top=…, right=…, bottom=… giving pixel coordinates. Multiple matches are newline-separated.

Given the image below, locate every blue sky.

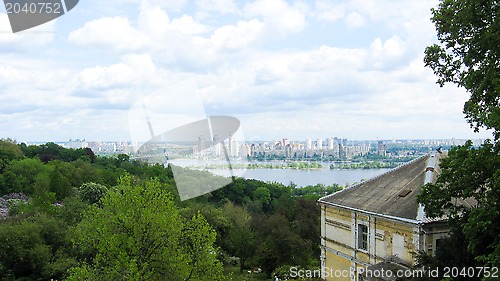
left=0, top=0, right=493, bottom=142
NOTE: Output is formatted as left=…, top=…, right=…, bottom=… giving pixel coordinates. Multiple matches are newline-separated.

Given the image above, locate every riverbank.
left=193, top=162, right=323, bottom=170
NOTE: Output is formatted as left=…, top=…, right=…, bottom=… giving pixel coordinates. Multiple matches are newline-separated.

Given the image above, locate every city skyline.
left=17, top=136, right=484, bottom=164
left=1, top=0, right=494, bottom=142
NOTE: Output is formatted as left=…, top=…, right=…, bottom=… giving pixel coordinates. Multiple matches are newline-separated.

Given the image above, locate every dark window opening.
left=358, top=224, right=368, bottom=250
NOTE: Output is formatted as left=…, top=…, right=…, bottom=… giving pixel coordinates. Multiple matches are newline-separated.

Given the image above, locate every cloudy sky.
left=0, top=0, right=492, bottom=143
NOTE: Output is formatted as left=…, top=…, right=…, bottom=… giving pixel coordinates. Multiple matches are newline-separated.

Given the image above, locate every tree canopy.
left=420, top=0, right=500, bottom=275
left=0, top=141, right=324, bottom=280
left=68, top=176, right=225, bottom=281
left=424, top=0, right=500, bottom=137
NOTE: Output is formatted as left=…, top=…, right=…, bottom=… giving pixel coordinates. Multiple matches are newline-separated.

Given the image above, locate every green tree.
left=253, top=186, right=271, bottom=211
left=0, top=138, right=23, bottom=172
left=0, top=217, right=51, bottom=279
left=71, top=159, right=101, bottom=186
left=421, top=0, right=500, bottom=274
left=223, top=203, right=256, bottom=273
left=424, top=0, right=500, bottom=137
left=49, top=161, right=74, bottom=200
left=0, top=214, right=74, bottom=280
left=68, top=176, right=225, bottom=280
left=1, top=158, right=49, bottom=195
left=252, top=213, right=311, bottom=274
left=180, top=213, right=225, bottom=281
left=418, top=141, right=500, bottom=270
left=77, top=182, right=108, bottom=205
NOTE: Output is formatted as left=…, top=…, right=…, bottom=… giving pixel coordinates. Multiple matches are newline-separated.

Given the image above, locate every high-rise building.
left=328, top=137, right=334, bottom=150
left=306, top=138, right=312, bottom=150
left=240, top=143, right=251, bottom=157
left=317, top=138, right=323, bottom=150
left=197, top=135, right=206, bottom=156
left=228, top=135, right=239, bottom=157
left=213, top=135, right=222, bottom=156
left=377, top=140, right=386, bottom=157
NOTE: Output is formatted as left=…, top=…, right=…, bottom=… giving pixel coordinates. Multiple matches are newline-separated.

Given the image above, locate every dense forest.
left=0, top=138, right=338, bottom=280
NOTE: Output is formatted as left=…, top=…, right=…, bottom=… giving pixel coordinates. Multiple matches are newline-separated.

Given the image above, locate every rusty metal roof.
left=319, top=154, right=444, bottom=220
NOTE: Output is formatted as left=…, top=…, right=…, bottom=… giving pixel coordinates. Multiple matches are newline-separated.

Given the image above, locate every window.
left=358, top=224, right=368, bottom=250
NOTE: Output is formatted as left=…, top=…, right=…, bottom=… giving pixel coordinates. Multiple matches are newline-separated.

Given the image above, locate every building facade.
left=318, top=153, right=454, bottom=281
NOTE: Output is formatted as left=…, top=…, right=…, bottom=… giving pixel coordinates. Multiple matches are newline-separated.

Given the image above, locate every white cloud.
left=0, top=65, right=27, bottom=84
left=168, top=15, right=209, bottom=35
left=244, top=0, right=306, bottom=36
left=68, top=17, right=150, bottom=51
left=371, top=36, right=405, bottom=57
left=196, top=0, right=237, bottom=14
left=77, top=53, right=158, bottom=90
left=368, top=36, right=406, bottom=69
left=2, top=0, right=492, bottom=142
left=315, top=0, right=346, bottom=22
left=0, top=13, right=55, bottom=48
left=101, top=0, right=187, bottom=12
left=210, top=19, right=263, bottom=49
left=137, top=4, right=171, bottom=35
left=78, top=63, right=135, bottom=89
left=344, top=12, right=365, bottom=29
left=146, top=0, right=187, bottom=11
left=302, top=45, right=366, bottom=71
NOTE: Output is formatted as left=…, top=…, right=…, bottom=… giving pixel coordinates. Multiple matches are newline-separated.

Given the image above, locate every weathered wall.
left=321, top=204, right=429, bottom=281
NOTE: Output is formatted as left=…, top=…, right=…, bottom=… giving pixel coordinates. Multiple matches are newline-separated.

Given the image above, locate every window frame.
left=357, top=224, right=368, bottom=251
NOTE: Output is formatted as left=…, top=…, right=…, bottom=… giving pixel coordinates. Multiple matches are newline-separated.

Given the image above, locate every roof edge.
left=318, top=154, right=429, bottom=203
left=320, top=200, right=421, bottom=225
left=417, top=152, right=437, bottom=221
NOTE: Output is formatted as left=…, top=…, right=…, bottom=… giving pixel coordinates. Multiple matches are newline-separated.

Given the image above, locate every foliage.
left=252, top=212, right=313, bottom=274
left=48, top=161, right=74, bottom=200
left=291, top=183, right=342, bottom=198
left=421, top=0, right=500, bottom=275
left=414, top=221, right=479, bottom=281
left=223, top=203, right=256, bottom=273
left=332, top=161, right=402, bottom=169
left=418, top=142, right=500, bottom=270
left=68, top=176, right=226, bottom=280
left=180, top=213, right=226, bottom=280
left=1, top=158, right=50, bottom=196
left=0, top=141, right=323, bottom=279
left=77, top=182, right=108, bottom=204
left=418, top=141, right=499, bottom=218
left=0, top=214, right=76, bottom=280
left=0, top=139, right=23, bottom=173
left=424, top=0, right=500, bottom=137
left=21, top=142, right=96, bottom=163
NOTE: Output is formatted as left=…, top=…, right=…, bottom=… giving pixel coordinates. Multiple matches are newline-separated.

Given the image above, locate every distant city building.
left=66, top=137, right=485, bottom=161
left=317, top=138, right=323, bottom=150
left=377, top=140, right=386, bottom=157
left=306, top=138, right=312, bottom=150
left=197, top=135, right=206, bottom=157
left=213, top=135, right=222, bottom=156
left=240, top=143, right=251, bottom=157
left=228, top=136, right=239, bottom=157
left=67, top=139, right=88, bottom=149
left=328, top=137, right=334, bottom=150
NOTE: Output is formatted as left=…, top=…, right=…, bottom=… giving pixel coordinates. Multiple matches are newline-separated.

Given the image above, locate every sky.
left=0, top=0, right=493, bottom=143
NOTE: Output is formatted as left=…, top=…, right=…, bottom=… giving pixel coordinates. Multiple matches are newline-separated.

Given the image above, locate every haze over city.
left=0, top=0, right=493, bottom=142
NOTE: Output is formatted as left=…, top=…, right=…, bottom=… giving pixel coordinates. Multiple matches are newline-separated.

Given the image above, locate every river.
left=167, top=159, right=391, bottom=187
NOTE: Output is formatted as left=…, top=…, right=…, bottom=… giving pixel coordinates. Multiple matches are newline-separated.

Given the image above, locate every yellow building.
left=318, top=152, right=458, bottom=281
